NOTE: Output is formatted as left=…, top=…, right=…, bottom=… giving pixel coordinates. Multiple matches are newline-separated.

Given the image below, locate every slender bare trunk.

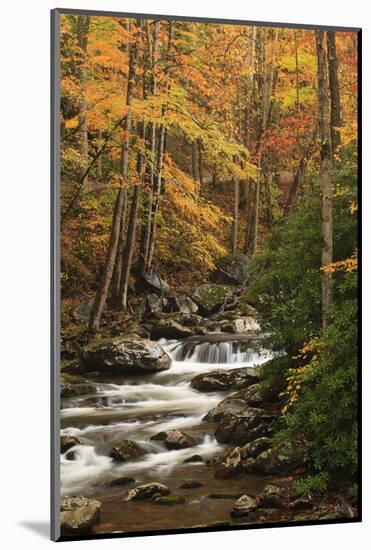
left=97, top=130, right=103, bottom=179
left=243, top=28, right=256, bottom=256
left=197, top=139, right=204, bottom=192
left=77, top=15, right=89, bottom=185
left=327, top=31, right=341, bottom=154
left=88, top=23, right=138, bottom=332
left=118, top=120, right=147, bottom=308
left=138, top=21, right=159, bottom=276
left=244, top=182, right=254, bottom=253
left=147, top=21, right=174, bottom=270
left=316, top=30, right=333, bottom=329
left=251, top=28, right=278, bottom=255
left=192, top=140, right=198, bottom=180
left=110, top=198, right=128, bottom=304
left=231, top=178, right=239, bottom=253
left=118, top=182, right=142, bottom=308
left=147, top=122, right=166, bottom=269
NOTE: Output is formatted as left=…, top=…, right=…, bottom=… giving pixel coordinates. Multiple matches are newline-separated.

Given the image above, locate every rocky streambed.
left=59, top=330, right=345, bottom=538
left=60, top=279, right=354, bottom=537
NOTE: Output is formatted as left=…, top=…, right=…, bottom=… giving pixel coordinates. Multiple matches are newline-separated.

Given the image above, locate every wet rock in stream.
left=63, top=336, right=171, bottom=375
left=123, top=482, right=170, bottom=502
left=60, top=435, right=84, bottom=454
left=183, top=454, right=204, bottom=463
left=109, top=476, right=136, bottom=487
left=179, top=481, right=203, bottom=489
left=150, top=429, right=195, bottom=450
left=214, top=407, right=277, bottom=445
left=154, top=495, right=186, bottom=505
left=246, top=441, right=309, bottom=475
left=231, top=494, right=258, bottom=518
left=214, top=438, right=272, bottom=479
left=191, top=366, right=261, bottom=392
left=109, top=439, right=144, bottom=462
left=60, top=496, right=101, bottom=535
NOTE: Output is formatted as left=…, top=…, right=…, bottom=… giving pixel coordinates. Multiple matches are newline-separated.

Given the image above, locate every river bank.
left=60, top=337, right=355, bottom=536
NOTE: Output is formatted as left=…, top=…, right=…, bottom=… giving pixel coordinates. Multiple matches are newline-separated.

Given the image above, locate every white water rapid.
left=60, top=337, right=272, bottom=497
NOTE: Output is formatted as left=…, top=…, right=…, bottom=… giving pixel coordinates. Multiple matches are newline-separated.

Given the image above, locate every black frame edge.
left=50, top=9, right=362, bottom=542
left=51, top=7, right=61, bottom=543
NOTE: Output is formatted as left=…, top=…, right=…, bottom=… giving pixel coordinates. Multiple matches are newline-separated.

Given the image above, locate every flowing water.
left=60, top=336, right=275, bottom=533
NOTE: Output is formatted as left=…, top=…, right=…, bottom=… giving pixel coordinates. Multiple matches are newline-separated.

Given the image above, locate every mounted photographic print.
left=51, top=8, right=361, bottom=541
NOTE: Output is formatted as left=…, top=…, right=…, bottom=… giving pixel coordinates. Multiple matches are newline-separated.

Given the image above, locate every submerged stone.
left=123, top=482, right=170, bottom=502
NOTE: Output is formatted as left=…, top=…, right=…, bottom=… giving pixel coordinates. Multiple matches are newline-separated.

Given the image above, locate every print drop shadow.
left=18, top=521, right=49, bottom=539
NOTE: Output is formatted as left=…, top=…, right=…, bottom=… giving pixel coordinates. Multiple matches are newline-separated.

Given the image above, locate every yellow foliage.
left=321, top=251, right=358, bottom=274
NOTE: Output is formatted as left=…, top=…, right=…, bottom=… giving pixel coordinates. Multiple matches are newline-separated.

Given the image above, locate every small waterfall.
left=60, top=333, right=271, bottom=497
left=166, top=338, right=260, bottom=364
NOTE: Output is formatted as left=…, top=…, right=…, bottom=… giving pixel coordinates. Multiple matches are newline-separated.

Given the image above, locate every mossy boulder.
left=192, top=284, right=231, bottom=315
left=64, top=336, right=171, bottom=375
left=214, top=437, right=272, bottom=479
left=216, top=253, right=250, bottom=285
left=214, top=407, right=276, bottom=445
left=248, top=442, right=309, bottom=475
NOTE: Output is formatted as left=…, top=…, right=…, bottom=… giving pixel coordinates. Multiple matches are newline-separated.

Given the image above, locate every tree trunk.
left=97, top=130, right=103, bottom=179
left=250, top=28, right=278, bottom=255
left=243, top=181, right=254, bottom=254
left=88, top=23, right=138, bottom=332
left=264, top=172, right=273, bottom=229
left=118, top=118, right=147, bottom=308
left=147, top=122, right=166, bottom=269
left=197, top=139, right=204, bottom=192
left=77, top=15, right=90, bottom=186
left=316, top=30, right=333, bottom=329
left=118, top=181, right=142, bottom=308
left=138, top=21, right=159, bottom=276
left=147, top=21, right=174, bottom=270
left=191, top=140, right=198, bottom=180
left=243, top=28, right=256, bottom=256
left=327, top=31, right=341, bottom=154
left=231, top=178, right=239, bottom=253
left=110, top=197, right=127, bottom=304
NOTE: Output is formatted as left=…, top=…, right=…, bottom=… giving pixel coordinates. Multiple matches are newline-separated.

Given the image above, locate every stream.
left=60, top=336, right=276, bottom=533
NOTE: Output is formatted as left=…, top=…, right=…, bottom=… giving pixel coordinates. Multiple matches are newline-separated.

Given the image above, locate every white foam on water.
left=61, top=445, right=113, bottom=496
left=60, top=336, right=272, bottom=496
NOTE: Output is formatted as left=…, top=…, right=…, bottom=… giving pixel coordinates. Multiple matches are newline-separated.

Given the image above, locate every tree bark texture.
left=316, top=30, right=333, bottom=330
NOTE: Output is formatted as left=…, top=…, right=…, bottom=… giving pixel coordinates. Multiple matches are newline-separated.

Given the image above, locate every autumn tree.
left=88, top=20, right=139, bottom=332
left=316, top=30, right=333, bottom=329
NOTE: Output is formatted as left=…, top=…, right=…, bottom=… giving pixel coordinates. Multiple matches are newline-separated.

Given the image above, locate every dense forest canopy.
left=59, top=14, right=359, bottom=508
left=60, top=16, right=357, bottom=307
